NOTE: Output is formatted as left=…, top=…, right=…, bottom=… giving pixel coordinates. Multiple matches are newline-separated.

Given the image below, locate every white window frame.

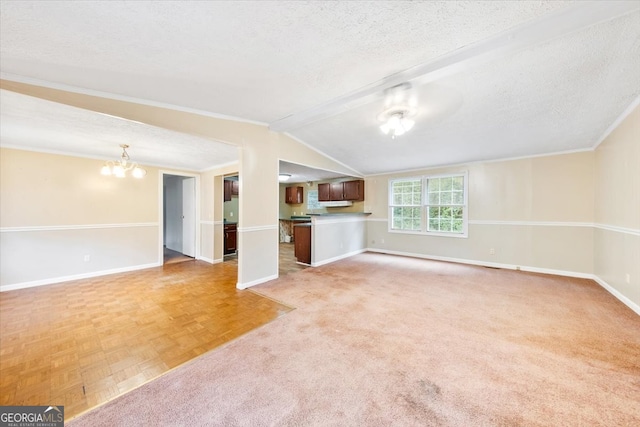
left=388, top=171, right=468, bottom=238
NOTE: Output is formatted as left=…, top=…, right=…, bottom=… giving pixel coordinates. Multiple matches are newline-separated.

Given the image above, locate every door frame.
left=158, top=170, right=201, bottom=263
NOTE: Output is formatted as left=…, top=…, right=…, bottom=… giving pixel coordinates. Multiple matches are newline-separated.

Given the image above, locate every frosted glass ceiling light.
left=101, top=144, right=147, bottom=179
left=378, top=107, right=416, bottom=139
left=278, top=173, right=291, bottom=182
left=378, top=82, right=417, bottom=139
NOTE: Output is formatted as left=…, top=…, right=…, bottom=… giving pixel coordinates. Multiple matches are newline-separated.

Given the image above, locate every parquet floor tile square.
left=0, top=256, right=294, bottom=421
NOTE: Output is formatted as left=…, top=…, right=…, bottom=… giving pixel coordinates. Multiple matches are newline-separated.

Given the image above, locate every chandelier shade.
left=101, top=145, right=147, bottom=178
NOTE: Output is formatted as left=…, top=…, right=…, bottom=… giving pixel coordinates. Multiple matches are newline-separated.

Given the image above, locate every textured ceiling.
left=292, top=9, right=640, bottom=174
left=0, top=1, right=638, bottom=177
left=0, top=89, right=238, bottom=171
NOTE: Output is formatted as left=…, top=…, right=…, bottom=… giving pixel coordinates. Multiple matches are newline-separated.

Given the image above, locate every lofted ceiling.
left=0, top=1, right=638, bottom=177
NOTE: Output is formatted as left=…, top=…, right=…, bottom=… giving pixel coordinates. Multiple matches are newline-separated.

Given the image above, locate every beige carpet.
left=68, top=253, right=640, bottom=426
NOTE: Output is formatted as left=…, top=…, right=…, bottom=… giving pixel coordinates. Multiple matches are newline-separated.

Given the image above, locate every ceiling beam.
left=268, top=1, right=640, bottom=132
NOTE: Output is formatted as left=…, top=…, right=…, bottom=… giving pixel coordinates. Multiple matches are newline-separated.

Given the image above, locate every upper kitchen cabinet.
left=285, top=186, right=304, bottom=204
left=330, top=182, right=345, bottom=201
left=318, top=180, right=365, bottom=202
left=318, top=182, right=331, bottom=202
left=343, top=180, right=364, bottom=201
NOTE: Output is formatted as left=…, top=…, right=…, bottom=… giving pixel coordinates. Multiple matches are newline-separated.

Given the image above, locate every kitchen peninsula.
left=294, top=212, right=371, bottom=266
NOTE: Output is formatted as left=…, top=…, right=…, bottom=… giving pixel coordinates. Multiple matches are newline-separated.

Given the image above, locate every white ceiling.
left=0, top=89, right=238, bottom=171
left=0, top=1, right=638, bottom=177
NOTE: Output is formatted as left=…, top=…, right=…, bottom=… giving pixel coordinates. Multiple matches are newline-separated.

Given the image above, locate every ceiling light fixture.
left=278, top=173, right=291, bottom=182
left=100, top=144, right=147, bottom=179
left=378, top=106, right=416, bottom=139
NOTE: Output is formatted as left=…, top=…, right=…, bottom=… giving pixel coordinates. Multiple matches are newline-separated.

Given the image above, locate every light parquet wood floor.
left=0, top=259, right=293, bottom=420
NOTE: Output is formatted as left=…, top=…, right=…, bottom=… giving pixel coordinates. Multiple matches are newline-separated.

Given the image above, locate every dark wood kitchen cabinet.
left=224, top=223, right=237, bottom=254
left=294, top=224, right=311, bottom=264
left=224, top=179, right=239, bottom=201
left=318, top=183, right=331, bottom=201
left=285, top=186, right=304, bottom=204
left=330, top=182, right=345, bottom=201
left=224, top=180, right=232, bottom=202
left=317, top=180, right=365, bottom=202
left=343, top=179, right=365, bottom=201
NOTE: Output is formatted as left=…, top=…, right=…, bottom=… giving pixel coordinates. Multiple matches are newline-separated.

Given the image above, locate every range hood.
left=320, top=200, right=353, bottom=207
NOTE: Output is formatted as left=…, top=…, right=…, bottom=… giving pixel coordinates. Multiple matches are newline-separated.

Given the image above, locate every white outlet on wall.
left=381, top=239, right=385, bottom=244
left=230, top=212, right=233, bottom=217
left=489, top=248, right=495, bottom=255
left=84, top=254, right=91, bottom=262
left=626, top=273, right=631, bottom=284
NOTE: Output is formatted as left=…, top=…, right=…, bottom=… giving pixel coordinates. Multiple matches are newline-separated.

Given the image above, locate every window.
left=389, top=179, right=422, bottom=231
left=389, top=172, right=468, bottom=237
left=307, top=190, right=323, bottom=211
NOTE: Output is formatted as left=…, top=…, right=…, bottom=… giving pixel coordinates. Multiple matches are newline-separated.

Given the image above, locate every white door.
left=182, top=177, right=196, bottom=257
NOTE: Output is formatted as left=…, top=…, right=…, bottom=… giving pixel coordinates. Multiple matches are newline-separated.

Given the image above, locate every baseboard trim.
left=591, top=276, right=640, bottom=316
left=365, top=248, right=638, bottom=316
left=0, top=262, right=162, bottom=292
left=236, top=274, right=279, bottom=290
left=195, top=256, right=219, bottom=265
left=312, top=249, right=367, bottom=267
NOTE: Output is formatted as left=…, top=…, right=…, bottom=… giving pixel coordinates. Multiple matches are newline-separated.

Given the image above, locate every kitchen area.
left=222, top=162, right=370, bottom=272
left=278, top=161, right=370, bottom=268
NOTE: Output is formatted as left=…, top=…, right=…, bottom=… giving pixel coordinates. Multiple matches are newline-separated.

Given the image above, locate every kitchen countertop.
left=306, top=212, right=372, bottom=216
left=280, top=216, right=311, bottom=221
left=280, top=213, right=371, bottom=221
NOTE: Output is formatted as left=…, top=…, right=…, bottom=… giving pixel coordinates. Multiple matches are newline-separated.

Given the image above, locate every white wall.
left=199, top=169, right=216, bottom=264
left=312, top=215, right=368, bottom=266
left=366, top=151, right=595, bottom=277
left=594, top=104, right=639, bottom=312
left=0, top=148, right=161, bottom=291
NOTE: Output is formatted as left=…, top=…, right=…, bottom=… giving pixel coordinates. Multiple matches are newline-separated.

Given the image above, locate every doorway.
left=163, top=174, right=197, bottom=264
left=223, top=175, right=239, bottom=263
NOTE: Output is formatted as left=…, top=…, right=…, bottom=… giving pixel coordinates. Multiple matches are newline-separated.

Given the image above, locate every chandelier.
left=378, top=106, right=416, bottom=139
left=100, top=144, right=147, bottom=178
